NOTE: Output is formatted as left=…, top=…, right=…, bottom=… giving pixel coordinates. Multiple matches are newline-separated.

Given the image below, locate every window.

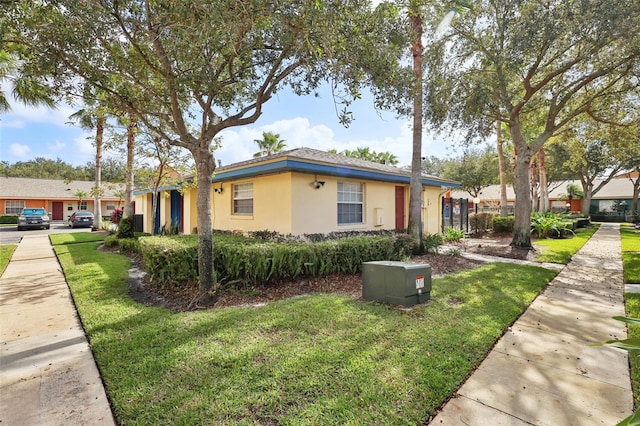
left=337, top=182, right=363, bottom=224
left=233, top=183, right=253, bottom=215
left=106, top=204, right=116, bottom=211
left=77, top=201, right=88, bottom=211
left=5, top=200, right=25, bottom=215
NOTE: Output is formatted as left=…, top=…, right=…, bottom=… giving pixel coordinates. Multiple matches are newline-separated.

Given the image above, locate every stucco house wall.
left=134, top=147, right=460, bottom=236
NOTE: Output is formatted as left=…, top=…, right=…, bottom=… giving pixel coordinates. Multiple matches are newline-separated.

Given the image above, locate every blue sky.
left=0, top=85, right=467, bottom=169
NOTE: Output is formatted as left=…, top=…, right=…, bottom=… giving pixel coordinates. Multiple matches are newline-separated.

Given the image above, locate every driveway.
left=0, top=222, right=94, bottom=245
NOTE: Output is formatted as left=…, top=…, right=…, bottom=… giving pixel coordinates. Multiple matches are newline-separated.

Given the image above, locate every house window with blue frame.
left=337, top=181, right=363, bottom=224
left=233, top=183, right=253, bottom=215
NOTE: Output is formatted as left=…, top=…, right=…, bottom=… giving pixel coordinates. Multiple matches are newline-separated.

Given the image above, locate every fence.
left=442, top=197, right=469, bottom=232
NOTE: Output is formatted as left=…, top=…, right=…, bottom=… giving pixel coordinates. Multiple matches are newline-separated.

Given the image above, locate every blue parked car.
left=68, top=211, right=95, bottom=228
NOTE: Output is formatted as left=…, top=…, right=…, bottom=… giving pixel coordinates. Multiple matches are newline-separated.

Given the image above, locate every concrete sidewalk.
left=0, top=234, right=114, bottom=425
left=431, top=222, right=633, bottom=425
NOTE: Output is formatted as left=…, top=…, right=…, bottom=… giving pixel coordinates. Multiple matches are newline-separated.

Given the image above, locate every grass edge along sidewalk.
left=52, top=234, right=557, bottom=425
left=621, top=224, right=640, bottom=407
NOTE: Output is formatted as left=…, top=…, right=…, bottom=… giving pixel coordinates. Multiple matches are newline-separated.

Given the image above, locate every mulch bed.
left=121, top=231, right=535, bottom=312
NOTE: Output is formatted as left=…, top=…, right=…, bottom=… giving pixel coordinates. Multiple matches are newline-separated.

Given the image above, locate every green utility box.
left=362, top=261, right=431, bottom=307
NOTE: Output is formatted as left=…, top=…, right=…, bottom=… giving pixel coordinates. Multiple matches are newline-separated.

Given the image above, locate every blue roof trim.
left=134, top=159, right=459, bottom=194
left=215, top=159, right=458, bottom=188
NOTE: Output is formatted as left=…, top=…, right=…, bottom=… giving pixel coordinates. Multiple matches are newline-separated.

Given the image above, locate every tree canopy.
left=424, top=0, right=640, bottom=247
left=4, top=1, right=407, bottom=301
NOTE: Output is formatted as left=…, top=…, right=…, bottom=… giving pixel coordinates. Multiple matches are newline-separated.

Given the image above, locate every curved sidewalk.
left=0, top=234, right=114, bottom=425
left=431, top=222, right=633, bottom=425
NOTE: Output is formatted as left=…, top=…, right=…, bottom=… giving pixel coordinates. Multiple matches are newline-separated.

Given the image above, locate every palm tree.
left=253, top=132, right=286, bottom=157
left=73, top=190, right=88, bottom=211
left=68, top=99, right=107, bottom=230
left=0, top=49, right=55, bottom=113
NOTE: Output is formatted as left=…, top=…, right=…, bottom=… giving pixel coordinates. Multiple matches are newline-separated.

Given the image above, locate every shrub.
left=492, top=216, right=515, bottom=232
left=117, top=216, right=135, bottom=239
left=443, top=227, right=466, bottom=242
left=0, top=214, right=18, bottom=224
left=531, top=212, right=575, bottom=239
left=423, top=233, right=442, bottom=253
left=469, top=212, right=495, bottom=233
left=139, top=234, right=413, bottom=289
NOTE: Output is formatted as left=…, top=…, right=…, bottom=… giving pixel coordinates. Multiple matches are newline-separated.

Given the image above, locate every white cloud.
left=214, top=117, right=461, bottom=168
left=49, top=140, right=66, bottom=152
left=9, top=143, right=31, bottom=158
left=0, top=119, right=26, bottom=129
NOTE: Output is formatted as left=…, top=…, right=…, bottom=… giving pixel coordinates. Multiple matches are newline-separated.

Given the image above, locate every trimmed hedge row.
left=0, top=215, right=18, bottom=224
left=139, top=233, right=413, bottom=289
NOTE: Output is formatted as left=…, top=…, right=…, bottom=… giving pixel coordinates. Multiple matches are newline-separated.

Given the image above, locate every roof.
left=0, top=177, right=126, bottom=200
left=450, top=178, right=637, bottom=201
left=214, top=147, right=459, bottom=188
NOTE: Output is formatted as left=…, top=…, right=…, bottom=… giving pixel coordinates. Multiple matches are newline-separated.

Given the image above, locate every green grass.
left=53, top=240, right=557, bottom=425
left=625, top=294, right=640, bottom=407
left=622, top=224, right=640, bottom=284
left=621, top=226, right=640, bottom=253
left=533, top=224, right=599, bottom=264
left=49, top=232, right=106, bottom=245
left=0, top=245, right=17, bottom=276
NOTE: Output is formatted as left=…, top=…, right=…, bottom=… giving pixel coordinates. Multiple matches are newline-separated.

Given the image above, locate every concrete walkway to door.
left=430, top=222, right=633, bottom=425
left=0, top=234, right=115, bottom=425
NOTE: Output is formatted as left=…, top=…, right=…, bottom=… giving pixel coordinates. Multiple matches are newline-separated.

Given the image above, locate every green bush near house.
left=469, top=212, right=495, bottom=233
left=139, top=233, right=414, bottom=289
left=492, top=215, right=514, bottom=232
left=0, top=215, right=18, bottom=224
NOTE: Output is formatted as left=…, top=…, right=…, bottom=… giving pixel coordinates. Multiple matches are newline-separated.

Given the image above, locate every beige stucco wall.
left=212, top=173, right=293, bottom=234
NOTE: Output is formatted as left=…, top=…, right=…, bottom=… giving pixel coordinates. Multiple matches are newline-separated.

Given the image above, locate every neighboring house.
left=451, top=176, right=639, bottom=220
left=0, top=177, right=126, bottom=221
left=134, top=147, right=460, bottom=236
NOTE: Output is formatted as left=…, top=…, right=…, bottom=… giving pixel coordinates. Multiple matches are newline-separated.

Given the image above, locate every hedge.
left=0, top=215, right=18, bottom=224
left=469, top=212, right=495, bottom=232
left=492, top=216, right=515, bottom=232
left=138, top=233, right=414, bottom=289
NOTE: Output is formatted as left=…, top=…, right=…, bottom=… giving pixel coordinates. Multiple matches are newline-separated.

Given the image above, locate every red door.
left=395, top=186, right=405, bottom=230
left=52, top=202, right=64, bottom=221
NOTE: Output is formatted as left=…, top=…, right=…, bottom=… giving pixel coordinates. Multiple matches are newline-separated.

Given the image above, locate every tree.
left=330, top=147, right=399, bottom=165
left=8, top=1, right=406, bottom=304
left=440, top=145, right=498, bottom=198
left=73, top=190, right=88, bottom=211
left=560, top=116, right=632, bottom=215
left=253, top=132, right=286, bottom=158
left=420, top=155, right=445, bottom=176
left=68, top=96, right=108, bottom=230
left=135, top=122, right=194, bottom=235
left=424, top=0, right=640, bottom=248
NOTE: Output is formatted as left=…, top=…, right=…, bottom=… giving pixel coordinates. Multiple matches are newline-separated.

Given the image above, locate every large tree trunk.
left=193, top=145, right=217, bottom=305
left=538, top=148, right=548, bottom=213
left=125, top=113, right=136, bottom=218
left=497, top=121, right=508, bottom=217
left=512, top=152, right=533, bottom=248
left=407, top=10, right=424, bottom=253
left=530, top=158, right=538, bottom=212
left=93, top=115, right=104, bottom=230
left=632, top=175, right=639, bottom=218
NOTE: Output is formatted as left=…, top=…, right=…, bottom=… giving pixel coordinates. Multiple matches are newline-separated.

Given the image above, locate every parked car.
left=68, top=211, right=95, bottom=228
left=17, top=208, right=50, bottom=231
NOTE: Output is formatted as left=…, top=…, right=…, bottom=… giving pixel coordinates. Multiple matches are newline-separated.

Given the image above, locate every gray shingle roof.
left=0, top=177, right=125, bottom=200
left=218, top=147, right=457, bottom=185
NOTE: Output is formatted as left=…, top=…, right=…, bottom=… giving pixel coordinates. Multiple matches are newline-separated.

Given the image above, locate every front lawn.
left=534, top=224, right=599, bottom=264
left=53, top=239, right=557, bottom=425
left=0, top=245, right=17, bottom=276
left=622, top=224, right=640, bottom=284
left=49, top=232, right=107, bottom=245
